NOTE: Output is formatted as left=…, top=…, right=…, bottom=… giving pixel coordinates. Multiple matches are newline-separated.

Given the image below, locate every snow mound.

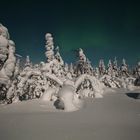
left=56, top=85, right=84, bottom=112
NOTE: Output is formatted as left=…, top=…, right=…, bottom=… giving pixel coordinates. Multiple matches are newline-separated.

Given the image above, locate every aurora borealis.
left=0, top=0, right=140, bottom=66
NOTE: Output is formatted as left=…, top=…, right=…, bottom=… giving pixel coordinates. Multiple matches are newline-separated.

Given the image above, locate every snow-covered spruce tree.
left=8, top=56, right=33, bottom=101
left=98, top=59, right=106, bottom=76
left=45, top=33, right=55, bottom=63
left=25, top=55, right=32, bottom=68
left=100, top=59, right=121, bottom=88
left=55, top=46, right=64, bottom=66
left=63, top=62, right=72, bottom=79
left=75, top=48, right=86, bottom=76
left=63, top=62, right=75, bottom=79
left=107, top=59, right=114, bottom=76
left=40, top=33, right=55, bottom=73
left=13, top=58, right=20, bottom=78
left=0, top=23, right=16, bottom=102
left=113, top=57, right=119, bottom=77
left=100, top=74, right=119, bottom=88
left=64, top=62, right=69, bottom=73
left=69, top=63, right=75, bottom=78
left=113, top=57, right=118, bottom=70
left=75, top=48, right=93, bottom=76
left=86, top=58, right=94, bottom=75
left=7, top=55, right=46, bottom=102
left=14, top=62, right=45, bottom=101
left=134, top=61, right=140, bottom=86
left=54, top=46, right=64, bottom=77
left=6, top=58, right=21, bottom=103
left=95, top=67, right=100, bottom=79
left=43, top=33, right=64, bottom=77
left=120, top=58, right=129, bottom=77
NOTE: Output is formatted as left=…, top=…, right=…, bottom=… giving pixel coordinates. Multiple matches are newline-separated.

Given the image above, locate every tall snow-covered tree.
left=43, top=33, right=65, bottom=77
left=55, top=46, right=64, bottom=66
left=45, top=33, right=55, bottom=63
left=69, top=63, right=74, bottom=77
left=113, top=57, right=119, bottom=77
left=113, top=57, right=118, bottom=70
left=98, top=59, right=106, bottom=75
left=13, top=58, right=20, bottom=78
left=120, top=58, right=129, bottom=77
left=107, top=59, right=114, bottom=76
left=0, top=23, right=16, bottom=102
left=25, top=55, right=32, bottom=68
left=134, top=61, right=140, bottom=86
left=75, top=48, right=93, bottom=76
left=53, top=46, right=64, bottom=77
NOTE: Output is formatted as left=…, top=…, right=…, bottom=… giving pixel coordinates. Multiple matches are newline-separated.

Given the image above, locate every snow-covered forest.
left=0, top=23, right=140, bottom=111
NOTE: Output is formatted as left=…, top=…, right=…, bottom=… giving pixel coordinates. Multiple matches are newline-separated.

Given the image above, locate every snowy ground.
left=0, top=88, right=140, bottom=140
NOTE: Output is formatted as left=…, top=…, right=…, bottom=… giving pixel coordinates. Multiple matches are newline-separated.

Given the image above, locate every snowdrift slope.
left=0, top=89, right=140, bottom=140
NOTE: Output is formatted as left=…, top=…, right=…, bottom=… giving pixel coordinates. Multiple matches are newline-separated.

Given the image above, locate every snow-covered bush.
left=75, top=74, right=104, bottom=98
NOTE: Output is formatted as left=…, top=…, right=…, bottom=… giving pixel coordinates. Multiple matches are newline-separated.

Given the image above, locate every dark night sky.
left=0, top=0, right=140, bottom=66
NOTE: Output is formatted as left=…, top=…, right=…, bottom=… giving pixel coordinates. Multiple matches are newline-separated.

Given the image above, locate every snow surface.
left=0, top=88, right=140, bottom=140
